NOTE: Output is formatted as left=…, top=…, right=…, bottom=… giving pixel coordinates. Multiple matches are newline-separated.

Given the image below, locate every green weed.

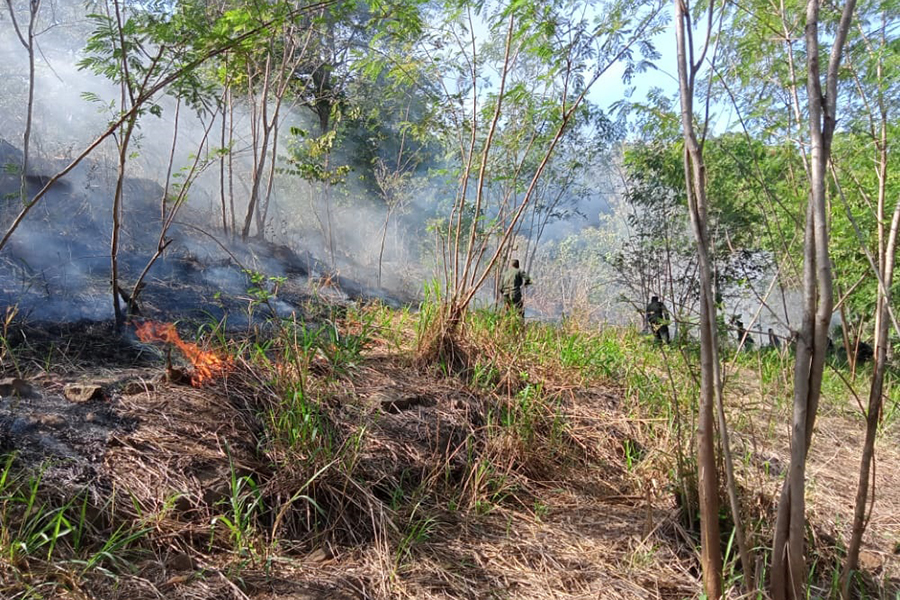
left=495, top=381, right=543, bottom=444
left=317, top=311, right=373, bottom=374
left=0, top=453, right=149, bottom=584
left=367, top=301, right=410, bottom=352
left=414, top=279, right=444, bottom=352
left=267, top=385, right=334, bottom=457
left=243, top=269, right=287, bottom=317
left=211, top=447, right=265, bottom=559
left=470, top=360, right=500, bottom=390
left=622, top=438, right=642, bottom=471
left=394, top=502, right=437, bottom=566
left=0, top=458, right=83, bottom=566
left=74, top=523, right=152, bottom=578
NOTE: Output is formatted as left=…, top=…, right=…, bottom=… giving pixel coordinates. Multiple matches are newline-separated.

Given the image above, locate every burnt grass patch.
left=4, top=319, right=159, bottom=369
left=0, top=306, right=672, bottom=599
left=1, top=306, right=894, bottom=598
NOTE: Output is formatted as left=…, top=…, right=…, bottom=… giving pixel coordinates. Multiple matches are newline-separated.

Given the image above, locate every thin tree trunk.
left=131, top=106, right=219, bottom=308
left=771, top=198, right=816, bottom=600
left=674, top=1, right=722, bottom=595
left=377, top=206, right=395, bottom=289
left=448, top=6, right=482, bottom=295
left=840, top=21, right=893, bottom=586
left=258, top=115, right=280, bottom=239
left=258, top=31, right=300, bottom=239
left=5, top=0, right=40, bottom=201
left=771, top=0, right=855, bottom=595
left=840, top=203, right=899, bottom=596
left=836, top=282, right=854, bottom=370
left=162, top=98, right=181, bottom=219
left=676, top=0, right=755, bottom=591
left=21, top=0, right=39, bottom=198
left=242, top=53, right=272, bottom=241
left=220, top=80, right=229, bottom=236
left=111, top=116, right=138, bottom=331
left=323, top=177, right=335, bottom=266
left=458, top=14, right=512, bottom=291
left=227, top=87, right=236, bottom=237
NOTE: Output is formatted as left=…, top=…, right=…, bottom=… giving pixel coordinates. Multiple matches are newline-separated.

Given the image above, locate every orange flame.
left=134, top=321, right=231, bottom=386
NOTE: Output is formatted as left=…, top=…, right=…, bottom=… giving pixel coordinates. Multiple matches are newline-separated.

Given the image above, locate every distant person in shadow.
left=768, top=328, right=780, bottom=349
left=731, top=316, right=754, bottom=350
left=646, top=296, right=670, bottom=344
left=500, top=258, right=532, bottom=319
left=835, top=338, right=875, bottom=365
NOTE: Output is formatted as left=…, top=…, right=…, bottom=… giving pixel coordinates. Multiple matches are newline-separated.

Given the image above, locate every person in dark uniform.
left=646, top=296, right=670, bottom=343
left=856, top=340, right=874, bottom=363
left=768, top=327, right=780, bottom=349
left=500, top=259, right=532, bottom=318
left=732, top=316, right=754, bottom=349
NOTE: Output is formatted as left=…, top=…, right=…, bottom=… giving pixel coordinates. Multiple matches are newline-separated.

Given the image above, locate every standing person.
left=768, top=328, right=780, bottom=349
left=646, top=295, right=670, bottom=343
left=500, top=259, right=532, bottom=318
left=732, top=316, right=754, bottom=349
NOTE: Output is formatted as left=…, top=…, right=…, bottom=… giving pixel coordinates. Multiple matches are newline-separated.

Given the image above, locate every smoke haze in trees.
left=0, top=4, right=425, bottom=321
left=0, top=0, right=651, bottom=325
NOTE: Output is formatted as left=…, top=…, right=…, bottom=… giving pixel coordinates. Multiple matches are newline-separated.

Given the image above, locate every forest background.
left=4, top=0, right=890, bottom=337
left=0, top=0, right=898, bottom=597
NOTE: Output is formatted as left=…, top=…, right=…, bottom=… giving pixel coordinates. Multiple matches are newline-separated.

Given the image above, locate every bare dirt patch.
left=725, top=365, right=900, bottom=595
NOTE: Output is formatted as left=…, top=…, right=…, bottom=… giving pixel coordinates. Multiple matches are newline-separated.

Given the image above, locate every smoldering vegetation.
left=0, top=3, right=630, bottom=330
left=0, top=27, right=429, bottom=324
left=0, top=134, right=385, bottom=324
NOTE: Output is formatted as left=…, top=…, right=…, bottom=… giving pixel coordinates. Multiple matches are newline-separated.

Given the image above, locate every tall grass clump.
left=455, top=312, right=641, bottom=491
left=414, top=281, right=470, bottom=372
left=214, top=309, right=381, bottom=548
left=209, top=449, right=266, bottom=560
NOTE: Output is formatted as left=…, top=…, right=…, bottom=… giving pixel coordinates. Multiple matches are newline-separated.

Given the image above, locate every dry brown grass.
left=0, top=310, right=708, bottom=599
left=720, top=355, right=900, bottom=597
left=6, top=311, right=900, bottom=599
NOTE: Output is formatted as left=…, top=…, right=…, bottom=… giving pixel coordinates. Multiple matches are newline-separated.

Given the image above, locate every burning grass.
left=133, top=320, right=233, bottom=386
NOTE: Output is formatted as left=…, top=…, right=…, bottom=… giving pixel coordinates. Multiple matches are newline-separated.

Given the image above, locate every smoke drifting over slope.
left=0, top=6, right=428, bottom=323
left=0, top=2, right=632, bottom=327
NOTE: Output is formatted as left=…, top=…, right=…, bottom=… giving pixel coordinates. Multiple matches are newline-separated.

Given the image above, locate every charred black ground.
left=0, top=298, right=687, bottom=599
left=0, top=136, right=417, bottom=331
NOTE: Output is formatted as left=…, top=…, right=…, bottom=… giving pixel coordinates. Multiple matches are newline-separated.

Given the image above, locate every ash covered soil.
left=0, top=315, right=696, bottom=600
left=1, top=315, right=900, bottom=599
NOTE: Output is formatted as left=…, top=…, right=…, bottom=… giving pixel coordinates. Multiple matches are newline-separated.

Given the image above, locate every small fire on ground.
left=134, top=321, right=231, bottom=386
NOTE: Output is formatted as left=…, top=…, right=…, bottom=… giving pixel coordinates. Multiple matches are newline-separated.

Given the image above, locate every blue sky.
left=588, top=25, right=680, bottom=112
left=587, top=19, right=746, bottom=137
